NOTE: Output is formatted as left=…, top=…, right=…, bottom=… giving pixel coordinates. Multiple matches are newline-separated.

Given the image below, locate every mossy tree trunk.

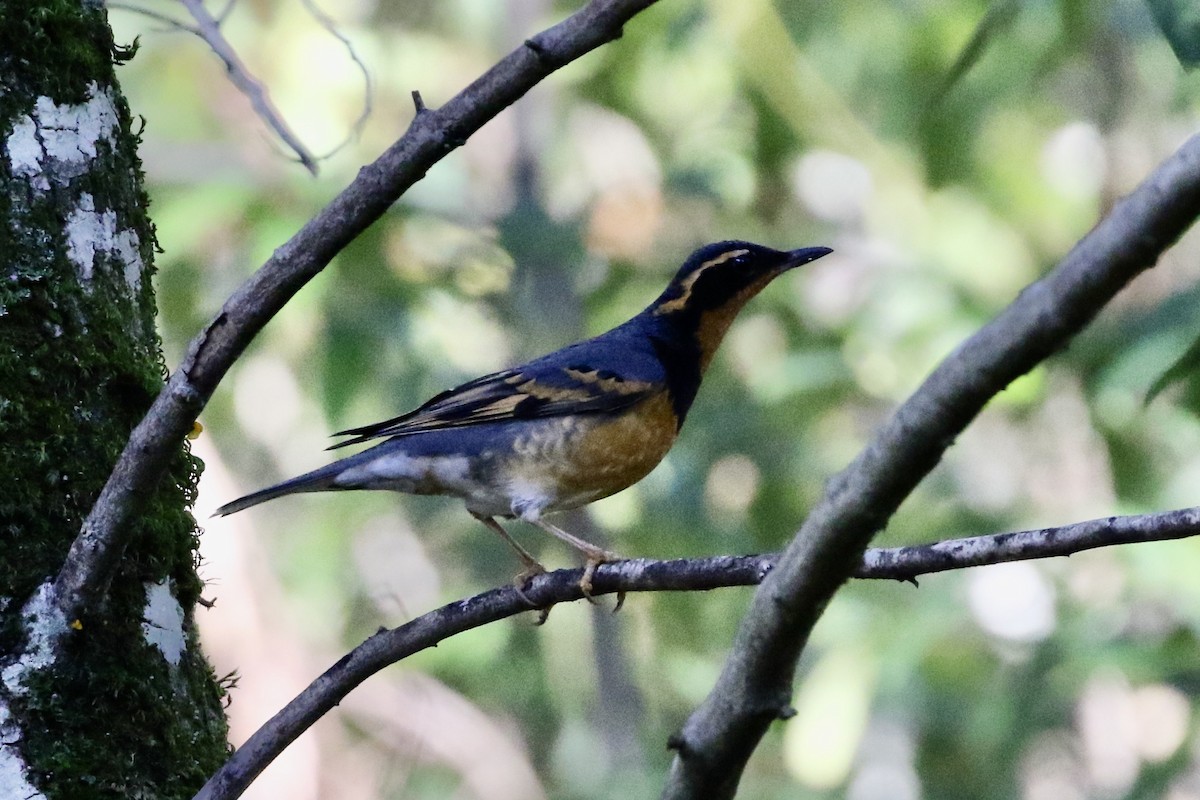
left=0, top=2, right=229, bottom=797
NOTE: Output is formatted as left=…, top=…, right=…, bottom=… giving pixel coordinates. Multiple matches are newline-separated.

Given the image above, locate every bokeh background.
left=110, top=0, right=1200, bottom=797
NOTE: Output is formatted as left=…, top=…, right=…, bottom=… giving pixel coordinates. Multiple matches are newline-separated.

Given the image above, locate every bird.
left=215, top=241, right=832, bottom=600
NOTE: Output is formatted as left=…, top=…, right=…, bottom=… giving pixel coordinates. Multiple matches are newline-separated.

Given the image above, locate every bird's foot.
left=580, top=548, right=624, bottom=612
left=579, top=549, right=613, bottom=597
left=476, top=514, right=554, bottom=620
left=527, top=519, right=626, bottom=612
left=512, top=561, right=546, bottom=608
left=515, top=561, right=557, bottom=624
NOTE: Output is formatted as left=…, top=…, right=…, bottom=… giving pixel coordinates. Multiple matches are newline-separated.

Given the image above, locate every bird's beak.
left=782, top=246, right=833, bottom=270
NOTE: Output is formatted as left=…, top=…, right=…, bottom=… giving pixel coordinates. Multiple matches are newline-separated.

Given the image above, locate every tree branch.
left=858, top=505, right=1200, bottom=580
left=50, top=0, right=660, bottom=625
left=662, top=133, right=1200, bottom=800
left=192, top=506, right=1200, bottom=800
left=179, top=0, right=320, bottom=174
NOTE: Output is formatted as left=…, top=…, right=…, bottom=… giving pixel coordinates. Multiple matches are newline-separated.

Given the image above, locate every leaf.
left=1146, top=331, right=1200, bottom=403
left=929, top=0, right=1021, bottom=108
left=1146, top=0, right=1200, bottom=69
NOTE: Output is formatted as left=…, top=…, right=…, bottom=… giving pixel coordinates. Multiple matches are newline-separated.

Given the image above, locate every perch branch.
left=192, top=505, right=1200, bottom=800
left=662, top=132, right=1200, bottom=800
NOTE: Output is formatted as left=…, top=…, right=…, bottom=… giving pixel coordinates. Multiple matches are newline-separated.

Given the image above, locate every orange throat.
left=693, top=273, right=778, bottom=373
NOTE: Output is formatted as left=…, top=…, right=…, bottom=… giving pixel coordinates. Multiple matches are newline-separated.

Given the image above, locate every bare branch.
left=859, top=505, right=1200, bottom=580
left=661, top=134, right=1200, bottom=800
left=190, top=555, right=767, bottom=800
left=178, top=0, right=320, bottom=174
left=111, top=0, right=370, bottom=164
left=106, top=3, right=197, bottom=33
left=53, top=0, right=659, bottom=634
left=213, top=0, right=238, bottom=24
left=296, top=0, right=373, bottom=159
left=193, top=506, right=1200, bottom=800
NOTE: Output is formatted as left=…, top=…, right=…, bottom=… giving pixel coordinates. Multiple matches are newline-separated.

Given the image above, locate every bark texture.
left=0, top=2, right=228, bottom=797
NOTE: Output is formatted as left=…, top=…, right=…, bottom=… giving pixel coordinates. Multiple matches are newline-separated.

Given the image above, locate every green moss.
left=1, top=2, right=228, bottom=797
left=0, top=0, right=120, bottom=105
left=19, top=591, right=229, bottom=797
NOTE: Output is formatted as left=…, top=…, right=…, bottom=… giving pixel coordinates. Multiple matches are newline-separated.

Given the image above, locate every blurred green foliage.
left=112, top=0, right=1200, bottom=797
left=1148, top=0, right=1200, bottom=68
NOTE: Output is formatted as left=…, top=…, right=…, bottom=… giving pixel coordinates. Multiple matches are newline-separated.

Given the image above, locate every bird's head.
left=649, top=241, right=832, bottom=371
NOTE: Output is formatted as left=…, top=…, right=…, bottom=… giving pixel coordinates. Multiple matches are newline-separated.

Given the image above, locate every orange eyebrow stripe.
left=654, top=248, right=750, bottom=315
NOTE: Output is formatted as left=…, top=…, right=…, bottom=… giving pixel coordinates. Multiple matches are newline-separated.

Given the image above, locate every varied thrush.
left=216, top=241, right=832, bottom=596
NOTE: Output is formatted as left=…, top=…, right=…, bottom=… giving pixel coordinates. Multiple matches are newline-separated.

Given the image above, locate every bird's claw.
left=513, top=563, right=551, bottom=621
left=612, top=591, right=626, bottom=613
left=580, top=549, right=623, bottom=612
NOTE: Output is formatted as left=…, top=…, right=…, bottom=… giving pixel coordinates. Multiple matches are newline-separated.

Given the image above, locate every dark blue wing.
left=330, top=329, right=666, bottom=448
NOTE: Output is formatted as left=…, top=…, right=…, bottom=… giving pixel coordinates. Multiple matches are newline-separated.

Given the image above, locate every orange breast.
left=542, top=392, right=679, bottom=510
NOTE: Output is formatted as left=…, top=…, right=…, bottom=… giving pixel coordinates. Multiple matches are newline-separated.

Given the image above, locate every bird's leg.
left=473, top=515, right=546, bottom=610
left=528, top=519, right=621, bottom=605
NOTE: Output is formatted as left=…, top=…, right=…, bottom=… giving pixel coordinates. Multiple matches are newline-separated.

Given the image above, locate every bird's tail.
left=213, top=461, right=348, bottom=517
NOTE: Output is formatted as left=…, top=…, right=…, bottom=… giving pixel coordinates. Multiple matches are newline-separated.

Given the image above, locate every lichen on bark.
left=0, top=1, right=229, bottom=797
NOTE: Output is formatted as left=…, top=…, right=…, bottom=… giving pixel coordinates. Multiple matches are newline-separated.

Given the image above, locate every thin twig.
left=214, top=0, right=238, bottom=24
left=178, top=0, right=320, bottom=174
left=52, top=0, right=659, bottom=633
left=661, top=133, right=1200, bottom=800
left=192, top=506, right=1200, bottom=800
left=107, top=3, right=197, bottom=33
left=112, top=0, right=368, bottom=164
left=296, top=0, right=373, bottom=159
